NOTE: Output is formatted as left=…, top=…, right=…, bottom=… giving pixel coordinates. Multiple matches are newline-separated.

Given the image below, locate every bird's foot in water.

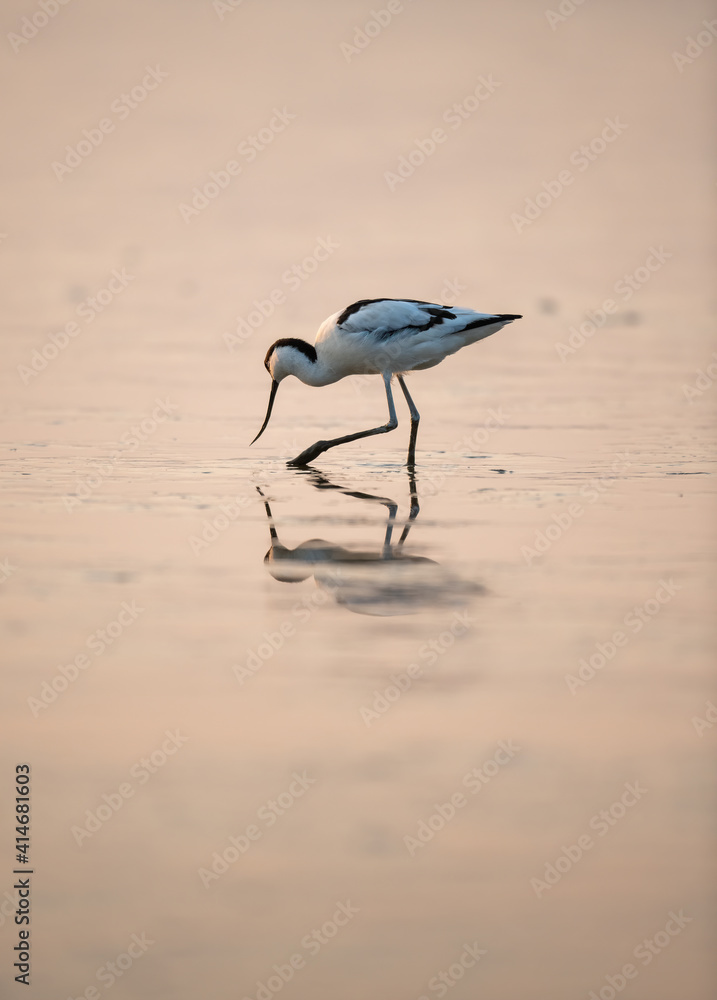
left=288, top=441, right=329, bottom=467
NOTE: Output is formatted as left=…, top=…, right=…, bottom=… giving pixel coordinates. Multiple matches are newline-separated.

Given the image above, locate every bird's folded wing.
left=337, top=298, right=459, bottom=339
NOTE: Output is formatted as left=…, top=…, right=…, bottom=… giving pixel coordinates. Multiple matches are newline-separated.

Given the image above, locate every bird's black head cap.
left=264, top=338, right=317, bottom=373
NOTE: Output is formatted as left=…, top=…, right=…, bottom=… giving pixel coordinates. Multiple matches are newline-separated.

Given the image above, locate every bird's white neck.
left=277, top=341, right=338, bottom=387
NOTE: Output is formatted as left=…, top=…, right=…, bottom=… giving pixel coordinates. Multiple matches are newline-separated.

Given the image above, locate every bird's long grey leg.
left=288, top=372, right=398, bottom=467
left=397, top=374, right=420, bottom=467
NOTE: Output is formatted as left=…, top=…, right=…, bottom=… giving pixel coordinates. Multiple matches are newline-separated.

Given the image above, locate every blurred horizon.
left=1, top=2, right=715, bottom=999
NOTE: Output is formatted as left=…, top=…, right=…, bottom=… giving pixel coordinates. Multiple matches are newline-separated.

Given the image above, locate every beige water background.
left=1, top=1, right=716, bottom=998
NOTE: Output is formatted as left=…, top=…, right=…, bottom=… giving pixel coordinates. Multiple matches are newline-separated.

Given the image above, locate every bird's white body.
left=252, top=298, right=521, bottom=465
left=316, top=299, right=509, bottom=378
left=270, top=298, right=517, bottom=385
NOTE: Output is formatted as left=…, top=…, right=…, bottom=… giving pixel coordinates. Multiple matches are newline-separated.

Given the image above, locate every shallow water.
left=1, top=1, right=715, bottom=998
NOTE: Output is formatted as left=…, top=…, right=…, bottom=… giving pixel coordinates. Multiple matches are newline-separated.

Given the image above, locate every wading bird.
left=251, top=298, right=521, bottom=466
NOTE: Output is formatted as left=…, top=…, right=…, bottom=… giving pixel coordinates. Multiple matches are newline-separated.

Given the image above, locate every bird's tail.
left=462, top=313, right=521, bottom=332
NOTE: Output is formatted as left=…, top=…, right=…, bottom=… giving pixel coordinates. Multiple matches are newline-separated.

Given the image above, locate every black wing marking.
left=460, top=313, right=521, bottom=333
left=336, top=298, right=456, bottom=327
left=377, top=306, right=458, bottom=340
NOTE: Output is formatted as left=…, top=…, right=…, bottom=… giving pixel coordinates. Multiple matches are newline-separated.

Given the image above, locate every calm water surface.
left=1, top=2, right=715, bottom=998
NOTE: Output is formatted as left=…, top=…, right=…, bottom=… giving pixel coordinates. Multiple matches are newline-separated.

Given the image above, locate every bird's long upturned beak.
left=250, top=379, right=279, bottom=445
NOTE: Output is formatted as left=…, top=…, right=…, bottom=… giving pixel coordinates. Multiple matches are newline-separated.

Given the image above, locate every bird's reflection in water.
left=257, top=469, right=484, bottom=616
